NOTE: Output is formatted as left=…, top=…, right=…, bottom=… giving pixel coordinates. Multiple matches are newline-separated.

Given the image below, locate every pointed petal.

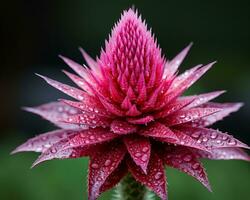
left=32, top=128, right=118, bottom=166
left=59, top=112, right=111, bottom=128
left=170, top=64, right=201, bottom=88
left=139, top=122, right=179, bottom=143
left=162, top=146, right=211, bottom=191
left=164, top=107, right=221, bottom=126
left=23, top=102, right=83, bottom=129
left=194, top=148, right=250, bottom=161
left=166, top=62, right=215, bottom=102
left=170, top=129, right=210, bottom=152
left=79, top=47, right=100, bottom=75
left=164, top=43, right=193, bottom=78
left=36, top=73, right=88, bottom=101
left=190, top=102, right=243, bottom=127
left=125, top=104, right=142, bottom=117
left=63, top=70, right=93, bottom=94
left=88, top=142, right=126, bottom=200
left=110, top=120, right=137, bottom=134
left=60, top=99, right=112, bottom=117
left=124, top=135, right=151, bottom=173
left=100, top=160, right=128, bottom=193
left=127, top=152, right=167, bottom=200
left=176, top=126, right=249, bottom=149
left=32, top=144, right=93, bottom=168
left=11, top=129, right=73, bottom=154
left=127, top=115, right=154, bottom=125
left=154, top=97, right=195, bottom=119
left=181, top=90, right=226, bottom=108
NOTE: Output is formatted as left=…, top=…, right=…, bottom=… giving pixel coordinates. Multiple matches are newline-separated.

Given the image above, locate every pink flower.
left=13, top=9, right=249, bottom=200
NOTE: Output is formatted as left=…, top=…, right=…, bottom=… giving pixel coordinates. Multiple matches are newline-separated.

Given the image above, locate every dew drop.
left=192, top=163, right=200, bottom=170
left=191, top=132, right=200, bottom=138
left=135, top=153, right=142, bottom=157
left=183, top=154, right=192, bottom=162
left=104, top=159, right=111, bottom=166
left=211, top=132, right=217, bottom=139
left=202, top=137, right=208, bottom=142
left=216, top=139, right=222, bottom=144
left=85, top=140, right=90, bottom=144
left=90, top=135, right=95, bottom=140
left=154, top=172, right=163, bottom=180
left=91, top=163, right=99, bottom=169
left=228, top=139, right=236, bottom=146
left=50, top=148, right=57, bottom=153
left=141, top=154, right=148, bottom=162
left=222, top=135, right=228, bottom=140
left=142, top=147, right=149, bottom=152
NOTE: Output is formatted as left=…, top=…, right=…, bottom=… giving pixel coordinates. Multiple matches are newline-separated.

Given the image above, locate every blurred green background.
left=1, top=0, right=250, bottom=199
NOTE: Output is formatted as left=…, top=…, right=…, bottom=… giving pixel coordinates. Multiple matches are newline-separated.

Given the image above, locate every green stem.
left=113, top=173, right=147, bottom=200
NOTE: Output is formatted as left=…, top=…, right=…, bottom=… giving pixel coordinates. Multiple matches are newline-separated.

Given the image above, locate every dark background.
left=1, top=0, right=249, bottom=200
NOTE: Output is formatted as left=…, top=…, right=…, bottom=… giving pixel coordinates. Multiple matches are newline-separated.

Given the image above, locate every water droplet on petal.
left=104, top=159, right=111, bottom=166
left=228, top=139, right=236, bottom=146
left=142, top=147, right=149, bottom=152
left=91, top=163, right=99, bottom=169
left=183, top=154, right=192, bottom=162
left=141, top=154, right=148, bottom=162
left=211, top=132, right=217, bottom=139
left=216, top=139, right=222, bottom=144
left=50, top=148, right=57, bottom=153
left=154, top=172, right=163, bottom=180
left=192, top=163, right=200, bottom=170
left=135, top=153, right=142, bottom=157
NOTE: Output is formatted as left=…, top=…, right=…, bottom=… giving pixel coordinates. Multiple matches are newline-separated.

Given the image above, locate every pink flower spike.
left=14, top=8, right=249, bottom=200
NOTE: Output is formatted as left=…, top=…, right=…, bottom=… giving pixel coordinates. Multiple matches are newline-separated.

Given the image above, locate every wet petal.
left=164, top=43, right=193, bottom=79
left=139, top=122, right=179, bottom=143
left=63, top=70, right=94, bottom=95
left=154, top=97, right=195, bottom=119
left=36, top=74, right=90, bottom=101
left=110, top=120, right=137, bottom=134
left=127, top=115, right=154, bottom=125
left=60, top=99, right=112, bottom=118
left=181, top=90, right=226, bottom=108
left=79, top=47, right=100, bottom=76
left=165, top=62, right=215, bottom=104
left=124, top=135, right=151, bottom=173
left=164, top=107, right=221, bottom=126
left=88, top=142, right=126, bottom=200
left=32, top=128, right=118, bottom=166
left=127, top=152, right=167, bottom=200
left=11, top=129, right=73, bottom=154
left=162, top=146, right=211, bottom=191
left=100, top=160, right=128, bottom=193
left=194, top=148, right=250, bottom=161
left=59, top=112, right=111, bottom=128
left=23, top=102, right=83, bottom=129
left=176, top=126, right=249, bottom=149
left=190, top=102, right=243, bottom=127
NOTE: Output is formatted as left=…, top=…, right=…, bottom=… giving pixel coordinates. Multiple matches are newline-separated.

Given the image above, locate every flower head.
left=13, top=9, right=249, bottom=200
